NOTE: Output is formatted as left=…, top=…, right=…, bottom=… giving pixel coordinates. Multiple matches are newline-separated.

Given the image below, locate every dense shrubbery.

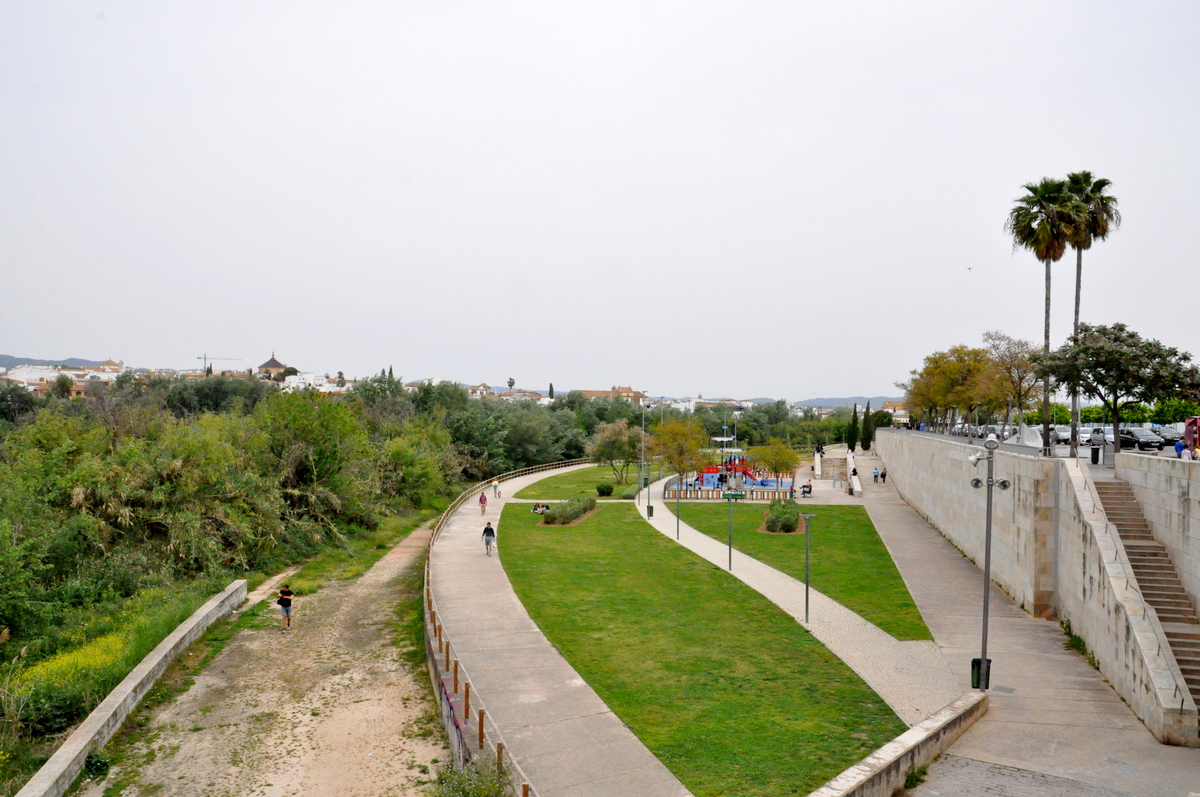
left=764, top=499, right=802, bottom=533
left=596, top=482, right=615, bottom=497
left=542, top=497, right=597, bottom=525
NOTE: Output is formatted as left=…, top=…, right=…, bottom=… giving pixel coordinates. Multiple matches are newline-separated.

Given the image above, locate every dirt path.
left=83, top=528, right=444, bottom=797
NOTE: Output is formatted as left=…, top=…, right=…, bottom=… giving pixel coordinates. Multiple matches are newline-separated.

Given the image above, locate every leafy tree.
left=50, top=373, right=75, bottom=400
left=749, top=439, right=799, bottom=484
left=650, top=418, right=709, bottom=481
left=846, top=404, right=859, bottom=451
left=1005, top=178, right=1085, bottom=452
left=983, top=331, right=1039, bottom=431
left=1151, top=398, right=1200, bottom=425
left=507, top=377, right=515, bottom=391
left=870, top=410, right=893, bottom=429
left=336, top=371, right=346, bottom=388
left=0, top=381, right=39, bottom=425
left=587, top=419, right=643, bottom=483
left=860, top=401, right=874, bottom=451
left=1038, top=323, right=1200, bottom=447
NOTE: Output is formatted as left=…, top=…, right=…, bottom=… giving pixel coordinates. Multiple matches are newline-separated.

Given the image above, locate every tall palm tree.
left=1064, top=172, right=1121, bottom=455
left=1005, top=178, right=1084, bottom=456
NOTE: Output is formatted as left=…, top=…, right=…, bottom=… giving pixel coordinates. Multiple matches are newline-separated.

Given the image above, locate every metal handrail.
left=1072, top=455, right=1188, bottom=707
left=424, top=457, right=595, bottom=794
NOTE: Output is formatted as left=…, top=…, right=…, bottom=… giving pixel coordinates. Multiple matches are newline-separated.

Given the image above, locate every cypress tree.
left=846, top=404, right=859, bottom=451
left=861, top=401, right=874, bottom=451
left=549, top=383, right=555, bottom=399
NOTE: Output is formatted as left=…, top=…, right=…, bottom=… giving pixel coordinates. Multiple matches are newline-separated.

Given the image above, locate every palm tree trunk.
left=1043, top=258, right=1052, bottom=457
left=1070, top=247, right=1082, bottom=457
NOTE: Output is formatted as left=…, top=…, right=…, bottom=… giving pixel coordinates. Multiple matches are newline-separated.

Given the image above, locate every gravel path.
left=82, top=527, right=442, bottom=797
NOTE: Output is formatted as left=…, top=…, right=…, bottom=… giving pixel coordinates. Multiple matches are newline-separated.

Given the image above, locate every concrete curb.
left=807, top=691, right=988, bottom=797
left=16, top=579, right=248, bottom=797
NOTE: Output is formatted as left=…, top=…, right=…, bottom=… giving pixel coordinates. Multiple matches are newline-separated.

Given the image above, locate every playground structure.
left=663, top=457, right=796, bottom=501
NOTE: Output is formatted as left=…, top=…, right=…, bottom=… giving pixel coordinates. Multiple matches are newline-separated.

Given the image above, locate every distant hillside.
left=0, top=354, right=105, bottom=370
left=796, top=396, right=902, bottom=408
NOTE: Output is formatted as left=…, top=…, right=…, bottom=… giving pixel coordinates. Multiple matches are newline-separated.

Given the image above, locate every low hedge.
left=764, top=499, right=802, bottom=534
left=596, top=482, right=615, bottom=497
left=543, top=497, right=597, bottom=526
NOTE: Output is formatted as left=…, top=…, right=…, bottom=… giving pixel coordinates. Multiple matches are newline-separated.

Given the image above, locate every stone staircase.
left=823, top=457, right=847, bottom=481
left=1092, top=480, right=1200, bottom=703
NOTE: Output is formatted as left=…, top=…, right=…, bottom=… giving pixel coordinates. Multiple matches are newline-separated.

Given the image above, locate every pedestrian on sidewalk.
left=880, top=467, right=887, bottom=484
left=872, top=468, right=879, bottom=483
left=276, top=584, right=295, bottom=632
left=492, top=480, right=501, bottom=498
left=479, top=491, right=488, bottom=514
left=482, top=522, right=496, bottom=556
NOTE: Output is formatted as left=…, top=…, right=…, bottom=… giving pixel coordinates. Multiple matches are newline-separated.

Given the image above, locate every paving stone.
left=912, top=755, right=1134, bottom=797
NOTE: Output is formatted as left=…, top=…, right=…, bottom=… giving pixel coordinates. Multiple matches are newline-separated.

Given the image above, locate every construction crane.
left=197, top=354, right=241, bottom=373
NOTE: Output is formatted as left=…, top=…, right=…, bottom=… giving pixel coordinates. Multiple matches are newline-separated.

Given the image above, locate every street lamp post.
left=800, top=513, right=816, bottom=623
left=968, top=434, right=1011, bottom=690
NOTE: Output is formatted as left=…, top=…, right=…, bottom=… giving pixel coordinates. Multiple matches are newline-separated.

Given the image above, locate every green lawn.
left=500, top=503, right=904, bottom=797
left=667, top=503, right=931, bottom=641
left=513, top=464, right=639, bottom=500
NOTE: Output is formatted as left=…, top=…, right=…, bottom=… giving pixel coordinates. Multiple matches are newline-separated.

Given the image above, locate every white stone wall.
left=1116, top=452, right=1200, bottom=611
left=874, top=430, right=1055, bottom=615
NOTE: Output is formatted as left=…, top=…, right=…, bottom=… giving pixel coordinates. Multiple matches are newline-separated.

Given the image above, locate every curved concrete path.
left=638, top=477, right=963, bottom=725
left=430, top=466, right=691, bottom=797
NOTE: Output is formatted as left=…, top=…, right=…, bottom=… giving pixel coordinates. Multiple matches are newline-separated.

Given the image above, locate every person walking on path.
left=872, top=467, right=879, bottom=483
left=277, top=584, right=295, bottom=632
left=492, top=480, right=501, bottom=498
left=482, top=522, right=496, bottom=556
left=880, top=467, right=887, bottom=484
left=479, top=491, right=488, bottom=514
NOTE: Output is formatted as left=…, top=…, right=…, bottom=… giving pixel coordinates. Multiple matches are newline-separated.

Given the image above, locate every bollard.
left=453, top=659, right=459, bottom=693
left=478, top=709, right=485, bottom=749
left=464, top=682, right=471, bottom=716
left=497, top=742, right=504, bottom=774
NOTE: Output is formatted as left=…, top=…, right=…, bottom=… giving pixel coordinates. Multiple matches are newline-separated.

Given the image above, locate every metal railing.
left=423, top=457, right=594, bottom=795
left=1072, top=455, right=1189, bottom=711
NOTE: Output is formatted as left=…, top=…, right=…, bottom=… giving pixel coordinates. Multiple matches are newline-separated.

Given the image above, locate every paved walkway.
left=429, top=466, right=690, bottom=797
left=640, top=478, right=962, bottom=725
left=852, top=449, right=1200, bottom=797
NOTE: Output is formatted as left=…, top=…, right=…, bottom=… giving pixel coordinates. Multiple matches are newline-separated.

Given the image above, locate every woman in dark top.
left=277, top=584, right=294, bottom=632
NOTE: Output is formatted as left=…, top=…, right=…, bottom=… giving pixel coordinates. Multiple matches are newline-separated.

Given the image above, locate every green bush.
left=620, top=489, right=638, bottom=500
left=429, top=753, right=514, bottom=797
left=764, top=499, right=801, bottom=533
left=596, top=482, right=615, bottom=497
left=542, top=497, right=597, bottom=526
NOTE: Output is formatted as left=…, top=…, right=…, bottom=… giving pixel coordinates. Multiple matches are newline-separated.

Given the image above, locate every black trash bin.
left=1091, top=446, right=1100, bottom=464
left=647, top=505, right=654, bottom=518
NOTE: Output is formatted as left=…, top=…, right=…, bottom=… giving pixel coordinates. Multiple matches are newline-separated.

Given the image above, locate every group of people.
left=872, top=467, right=888, bottom=483
left=530, top=503, right=551, bottom=514
left=1175, top=440, right=1200, bottom=461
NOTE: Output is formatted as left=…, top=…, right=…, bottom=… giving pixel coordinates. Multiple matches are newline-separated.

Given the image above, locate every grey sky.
left=3, top=2, right=1197, bottom=399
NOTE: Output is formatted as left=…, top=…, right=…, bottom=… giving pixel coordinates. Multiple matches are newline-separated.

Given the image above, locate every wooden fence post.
left=453, top=659, right=459, bottom=693
left=464, top=682, right=471, bottom=716
left=497, top=742, right=504, bottom=774
left=478, top=709, right=485, bottom=749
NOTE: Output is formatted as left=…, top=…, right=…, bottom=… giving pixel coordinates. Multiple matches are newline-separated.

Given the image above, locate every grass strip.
left=501, top=503, right=905, bottom=797
left=668, top=503, right=931, bottom=641
left=512, top=465, right=636, bottom=500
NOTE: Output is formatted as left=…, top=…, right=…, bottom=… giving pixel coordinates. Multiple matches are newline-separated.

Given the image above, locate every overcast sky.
left=3, top=2, right=1197, bottom=399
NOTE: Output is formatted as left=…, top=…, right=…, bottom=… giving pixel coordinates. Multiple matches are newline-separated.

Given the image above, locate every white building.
left=282, top=372, right=352, bottom=395
left=3, top=360, right=128, bottom=395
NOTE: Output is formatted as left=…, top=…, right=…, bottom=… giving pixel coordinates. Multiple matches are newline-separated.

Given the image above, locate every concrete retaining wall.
left=16, top=580, right=248, bottom=797
left=875, top=430, right=1056, bottom=617
left=807, top=692, right=988, bottom=797
left=876, top=430, right=1198, bottom=746
left=1116, top=453, right=1200, bottom=610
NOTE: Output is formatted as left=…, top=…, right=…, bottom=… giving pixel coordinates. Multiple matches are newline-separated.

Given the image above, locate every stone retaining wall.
left=807, top=692, right=988, bottom=797
left=16, top=580, right=248, bottom=797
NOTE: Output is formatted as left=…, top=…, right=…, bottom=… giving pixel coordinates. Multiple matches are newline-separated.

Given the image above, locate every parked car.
left=1155, top=426, right=1183, bottom=445
left=1120, top=428, right=1165, bottom=451
left=1088, top=427, right=1115, bottom=446
left=1053, top=425, right=1079, bottom=445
